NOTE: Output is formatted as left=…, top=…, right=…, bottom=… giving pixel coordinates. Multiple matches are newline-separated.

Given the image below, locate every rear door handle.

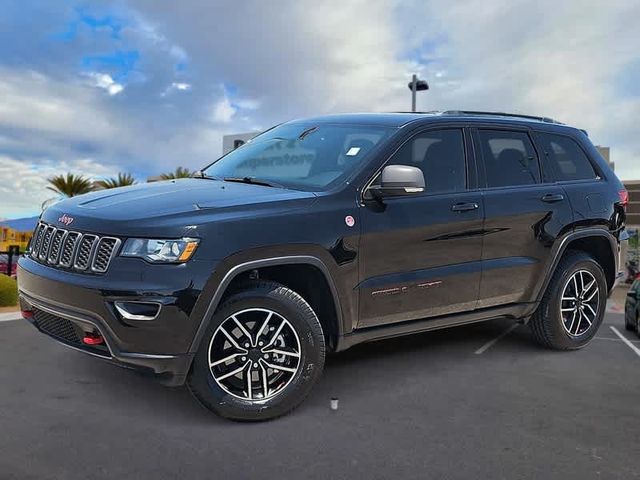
left=541, top=193, right=565, bottom=203
left=451, top=202, right=479, bottom=212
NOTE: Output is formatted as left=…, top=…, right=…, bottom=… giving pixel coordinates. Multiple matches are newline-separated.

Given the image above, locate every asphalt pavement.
left=1, top=311, right=639, bottom=479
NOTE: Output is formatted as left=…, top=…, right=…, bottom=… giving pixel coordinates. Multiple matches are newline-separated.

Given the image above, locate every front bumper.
left=17, top=256, right=214, bottom=386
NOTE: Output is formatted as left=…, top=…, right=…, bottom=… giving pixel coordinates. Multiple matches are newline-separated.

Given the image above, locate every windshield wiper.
left=192, top=171, right=223, bottom=180
left=223, top=176, right=285, bottom=188
left=298, top=126, right=318, bottom=140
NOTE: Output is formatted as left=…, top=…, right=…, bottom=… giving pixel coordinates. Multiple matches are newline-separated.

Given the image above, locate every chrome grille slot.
left=92, top=237, right=120, bottom=273
left=74, top=235, right=97, bottom=271
left=60, top=232, right=80, bottom=267
left=28, top=222, right=120, bottom=274
left=30, top=223, right=45, bottom=259
left=48, top=229, right=66, bottom=264
left=38, top=226, right=56, bottom=261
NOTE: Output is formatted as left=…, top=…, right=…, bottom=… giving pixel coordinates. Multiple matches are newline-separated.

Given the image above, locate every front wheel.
left=530, top=251, right=607, bottom=350
left=187, top=281, right=325, bottom=421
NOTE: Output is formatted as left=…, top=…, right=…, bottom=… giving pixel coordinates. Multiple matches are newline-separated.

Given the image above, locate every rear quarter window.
left=536, top=132, right=598, bottom=182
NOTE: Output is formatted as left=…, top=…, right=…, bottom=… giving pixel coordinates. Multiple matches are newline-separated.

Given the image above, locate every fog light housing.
left=114, top=301, right=161, bottom=321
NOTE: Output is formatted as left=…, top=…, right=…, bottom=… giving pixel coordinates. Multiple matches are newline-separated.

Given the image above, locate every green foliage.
left=47, top=173, right=93, bottom=197
left=159, top=167, right=193, bottom=180
left=95, top=173, right=137, bottom=189
left=0, top=274, right=17, bottom=307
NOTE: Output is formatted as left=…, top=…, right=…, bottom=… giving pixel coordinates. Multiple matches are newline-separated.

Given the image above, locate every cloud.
left=161, top=81, right=191, bottom=96
left=211, top=95, right=236, bottom=123
left=0, top=155, right=120, bottom=218
left=87, top=72, right=124, bottom=95
left=0, top=0, right=640, bottom=219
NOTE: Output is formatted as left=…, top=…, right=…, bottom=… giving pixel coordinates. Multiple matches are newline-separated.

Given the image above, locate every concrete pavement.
left=1, top=312, right=639, bottom=479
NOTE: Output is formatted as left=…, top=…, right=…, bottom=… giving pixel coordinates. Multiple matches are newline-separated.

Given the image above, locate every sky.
left=0, top=0, right=639, bottom=219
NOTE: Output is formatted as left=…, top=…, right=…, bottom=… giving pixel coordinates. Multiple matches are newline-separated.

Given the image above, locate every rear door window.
left=477, top=130, right=541, bottom=187
left=536, top=132, right=598, bottom=181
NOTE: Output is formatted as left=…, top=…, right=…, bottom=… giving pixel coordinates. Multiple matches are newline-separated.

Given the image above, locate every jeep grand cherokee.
left=18, top=111, right=628, bottom=420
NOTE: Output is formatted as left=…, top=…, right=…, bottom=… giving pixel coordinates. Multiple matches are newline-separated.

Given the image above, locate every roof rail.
left=442, top=110, right=562, bottom=124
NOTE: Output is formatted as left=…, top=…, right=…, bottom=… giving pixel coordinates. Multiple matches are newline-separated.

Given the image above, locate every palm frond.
left=159, top=167, right=193, bottom=180
left=46, top=173, right=94, bottom=197
left=95, top=173, right=136, bottom=189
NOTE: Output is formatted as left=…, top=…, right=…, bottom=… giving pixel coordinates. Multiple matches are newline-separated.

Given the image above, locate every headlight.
left=121, top=238, right=200, bottom=263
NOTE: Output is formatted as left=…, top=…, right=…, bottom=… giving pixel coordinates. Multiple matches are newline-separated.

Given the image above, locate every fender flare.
left=534, top=227, right=618, bottom=303
left=188, top=255, right=344, bottom=353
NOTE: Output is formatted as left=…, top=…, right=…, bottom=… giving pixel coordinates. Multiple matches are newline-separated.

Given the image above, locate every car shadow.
left=63, top=317, right=537, bottom=424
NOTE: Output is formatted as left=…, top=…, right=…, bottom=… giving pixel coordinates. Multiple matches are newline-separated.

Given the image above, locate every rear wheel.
left=187, top=281, right=325, bottom=421
left=530, top=251, right=607, bottom=350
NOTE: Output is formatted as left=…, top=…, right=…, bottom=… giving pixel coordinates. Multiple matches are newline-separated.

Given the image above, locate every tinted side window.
left=536, top=132, right=598, bottom=181
left=388, top=129, right=466, bottom=194
left=478, top=130, right=541, bottom=187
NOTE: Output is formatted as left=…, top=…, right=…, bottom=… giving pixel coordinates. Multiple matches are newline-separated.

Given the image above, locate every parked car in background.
left=625, top=279, right=640, bottom=333
left=0, top=253, right=17, bottom=277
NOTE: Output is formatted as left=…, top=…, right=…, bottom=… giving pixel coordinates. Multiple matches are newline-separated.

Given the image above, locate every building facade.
left=0, top=225, right=32, bottom=252
left=222, top=132, right=259, bottom=154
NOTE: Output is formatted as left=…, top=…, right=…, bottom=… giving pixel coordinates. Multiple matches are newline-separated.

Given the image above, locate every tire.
left=530, top=250, right=607, bottom=350
left=625, top=311, right=636, bottom=332
left=187, top=281, right=325, bottom=421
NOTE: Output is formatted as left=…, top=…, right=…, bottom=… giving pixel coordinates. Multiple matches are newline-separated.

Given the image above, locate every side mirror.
left=369, top=165, right=425, bottom=199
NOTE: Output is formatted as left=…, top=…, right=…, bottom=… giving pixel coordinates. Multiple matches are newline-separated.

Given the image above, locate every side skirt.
left=336, top=302, right=537, bottom=351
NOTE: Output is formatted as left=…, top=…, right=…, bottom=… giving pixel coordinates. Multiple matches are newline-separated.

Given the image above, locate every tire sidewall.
left=189, top=286, right=324, bottom=421
left=546, top=256, right=607, bottom=348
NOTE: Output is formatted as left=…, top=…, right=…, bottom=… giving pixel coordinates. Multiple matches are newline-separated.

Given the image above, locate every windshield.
left=202, top=123, right=394, bottom=191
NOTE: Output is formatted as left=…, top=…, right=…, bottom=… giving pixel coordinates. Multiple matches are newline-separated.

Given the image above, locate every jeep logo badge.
left=58, top=214, right=74, bottom=226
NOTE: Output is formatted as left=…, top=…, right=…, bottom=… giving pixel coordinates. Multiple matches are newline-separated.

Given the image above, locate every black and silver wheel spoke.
left=560, top=269, right=600, bottom=337
left=208, top=308, right=301, bottom=401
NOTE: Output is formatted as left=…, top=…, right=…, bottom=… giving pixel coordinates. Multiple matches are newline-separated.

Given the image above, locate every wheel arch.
left=536, top=228, right=618, bottom=303
left=189, top=255, right=344, bottom=354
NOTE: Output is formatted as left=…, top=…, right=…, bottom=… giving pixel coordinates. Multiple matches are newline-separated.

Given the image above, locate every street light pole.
left=407, top=74, right=429, bottom=112
left=410, top=74, right=417, bottom=113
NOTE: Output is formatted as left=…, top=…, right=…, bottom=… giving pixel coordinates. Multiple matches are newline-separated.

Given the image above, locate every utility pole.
left=408, top=74, right=429, bottom=112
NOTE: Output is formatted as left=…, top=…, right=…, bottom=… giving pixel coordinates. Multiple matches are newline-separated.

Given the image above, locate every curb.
left=0, top=311, right=21, bottom=322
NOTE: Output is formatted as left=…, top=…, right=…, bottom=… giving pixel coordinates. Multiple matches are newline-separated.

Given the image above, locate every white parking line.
left=594, top=336, right=640, bottom=344
left=610, top=326, right=640, bottom=358
left=475, top=324, right=519, bottom=355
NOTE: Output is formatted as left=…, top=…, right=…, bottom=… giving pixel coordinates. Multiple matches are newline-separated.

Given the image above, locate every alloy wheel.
left=208, top=308, right=301, bottom=401
left=559, top=270, right=600, bottom=337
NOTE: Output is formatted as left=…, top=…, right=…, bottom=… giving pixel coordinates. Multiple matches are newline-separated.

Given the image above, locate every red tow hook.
left=21, top=310, right=34, bottom=319
left=82, top=332, right=104, bottom=345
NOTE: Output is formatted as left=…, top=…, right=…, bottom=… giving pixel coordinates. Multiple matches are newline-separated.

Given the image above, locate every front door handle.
left=541, top=193, right=565, bottom=203
left=451, top=202, right=479, bottom=212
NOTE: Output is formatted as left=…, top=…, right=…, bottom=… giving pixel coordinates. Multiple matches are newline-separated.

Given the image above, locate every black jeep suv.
left=18, top=111, right=628, bottom=420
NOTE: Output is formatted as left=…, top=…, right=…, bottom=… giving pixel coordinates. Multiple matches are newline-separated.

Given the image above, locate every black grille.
left=38, top=226, right=55, bottom=261
left=48, top=229, right=66, bottom=264
left=92, top=238, right=118, bottom=272
left=34, top=309, right=82, bottom=346
left=74, top=235, right=97, bottom=270
left=60, top=232, right=80, bottom=267
left=32, top=308, right=110, bottom=356
left=29, top=222, right=120, bottom=274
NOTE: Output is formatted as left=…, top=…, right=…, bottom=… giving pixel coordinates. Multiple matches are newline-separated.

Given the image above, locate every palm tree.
left=159, top=167, right=193, bottom=180
left=95, top=173, right=136, bottom=189
left=47, top=173, right=93, bottom=197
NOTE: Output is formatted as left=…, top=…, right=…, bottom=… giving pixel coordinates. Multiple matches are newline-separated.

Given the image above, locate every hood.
left=40, top=179, right=317, bottom=236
